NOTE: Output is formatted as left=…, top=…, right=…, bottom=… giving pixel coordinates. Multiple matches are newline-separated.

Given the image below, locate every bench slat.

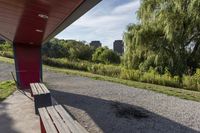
left=30, top=83, right=38, bottom=95
left=55, top=105, right=81, bottom=133
left=47, top=106, right=70, bottom=133
left=39, top=108, right=58, bottom=133
left=35, top=83, right=44, bottom=94
left=39, top=83, right=50, bottom=93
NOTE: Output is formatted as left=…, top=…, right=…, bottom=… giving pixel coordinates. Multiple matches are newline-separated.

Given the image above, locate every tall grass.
left=42, top=57, right=200, bottom=91
left=0, top=51, right=13, bottom=58
left=0, top=81, right=16, bottom=101
left=0, top=54, right=199, bottom=92
left=183, top=69, right=200, bottom=91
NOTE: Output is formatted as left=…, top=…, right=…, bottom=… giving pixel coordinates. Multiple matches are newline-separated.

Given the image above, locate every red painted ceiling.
left=0, top=0, right=85, bottom=45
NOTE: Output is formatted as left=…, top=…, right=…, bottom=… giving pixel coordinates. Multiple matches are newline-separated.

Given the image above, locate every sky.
left=56, top=0, right=141, bottom=49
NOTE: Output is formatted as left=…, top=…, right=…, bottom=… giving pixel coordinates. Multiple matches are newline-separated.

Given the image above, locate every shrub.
left=0, top=51, right=13, bottom=58
left=183, top=69, right=200, bottom=91
left=120, top=69, right=142, bottom=81
left=92, top=47, right=120, bottom=64
left=0, top=42, right=12, bottom=51
left=89, top=64, right=121, bottom=77
left=42, top=57, right=91, bottom=71
left=121, top=67, right=180, bottom=88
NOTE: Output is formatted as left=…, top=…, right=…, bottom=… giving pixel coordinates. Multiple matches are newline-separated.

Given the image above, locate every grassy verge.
left=0, top=81, right=16, bottom=101
left=0, top=56, right=200, bottom=102
left=46, top=66, right=200, bottom=102
left=0, top=56, right=14, bottom=64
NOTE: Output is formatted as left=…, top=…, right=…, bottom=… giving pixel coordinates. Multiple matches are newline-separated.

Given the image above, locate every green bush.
left=42, top=57, right=91, bottom=71
left=183, top=69, right=200, bottom=91
left=0, top=51, right=13, bottom=58
left=92, top=47, right=120, bottom=64
left=0, top=42, right=12, bottom=51
left=120, top=68, right=180, bottom=88
left=89, top=64, right=121, bottom=77
left=120, top=69, right=142, bottom=81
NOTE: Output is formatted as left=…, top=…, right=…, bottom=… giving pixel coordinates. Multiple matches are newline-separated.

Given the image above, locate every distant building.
left=90, top=41, right=102, bottom=49
left=113, top=40, right=124, bottom=55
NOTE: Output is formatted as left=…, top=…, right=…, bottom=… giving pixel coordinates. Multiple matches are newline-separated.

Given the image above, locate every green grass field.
left=0, top=56, right=200, bottom=102
left=0, top=80, right=16, bottom=101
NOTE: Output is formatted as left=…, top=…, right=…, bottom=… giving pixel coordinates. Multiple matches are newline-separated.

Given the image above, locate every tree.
left=92, top=47, right=120, bottom=64
left=124, top=0, right=200, bottom=76
left=42, top=38, right=95, bottom=61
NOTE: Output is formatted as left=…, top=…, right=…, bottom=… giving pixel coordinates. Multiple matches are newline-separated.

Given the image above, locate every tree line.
left=42, top=38, right=120, bottom=64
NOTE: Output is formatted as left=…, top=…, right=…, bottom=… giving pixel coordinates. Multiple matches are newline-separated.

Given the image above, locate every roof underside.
left=0, top=0, right=101, bottom=45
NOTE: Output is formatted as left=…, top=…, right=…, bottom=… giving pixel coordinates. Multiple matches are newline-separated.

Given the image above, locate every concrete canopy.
left=0, top=0, right=101, bottom=88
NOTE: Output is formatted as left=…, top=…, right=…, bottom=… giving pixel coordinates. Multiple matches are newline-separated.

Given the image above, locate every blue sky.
left=56, top=0, right=140, bottom=49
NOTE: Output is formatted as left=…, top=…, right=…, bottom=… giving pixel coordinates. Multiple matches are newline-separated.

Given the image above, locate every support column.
left=13, top=43, right=42, bottom=89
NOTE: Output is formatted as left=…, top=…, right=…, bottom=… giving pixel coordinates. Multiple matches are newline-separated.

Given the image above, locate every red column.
left=13, top=43, right=42, bottom=89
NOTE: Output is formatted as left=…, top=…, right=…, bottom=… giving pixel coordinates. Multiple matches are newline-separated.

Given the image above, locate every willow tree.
left=124, top=0, right=200, bottom=76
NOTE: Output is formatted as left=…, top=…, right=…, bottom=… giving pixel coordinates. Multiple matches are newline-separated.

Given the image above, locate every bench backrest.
left=30, top=83, right=50, bottom=95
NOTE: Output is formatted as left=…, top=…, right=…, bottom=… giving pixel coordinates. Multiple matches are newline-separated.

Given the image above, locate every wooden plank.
left=31, top=83, right=38, bottom=95
left=55, top=105, right=81, bottom=133
left=39, top=83, right=47, bottom=93
left=30, top=83, right=38, bottom=95
left=35, top=83, right=44, bottom=94
left=36, top=83, right=44, bottom=94
left=39, top=83, right=50, bottom=94
left=54, top=105, right=74, bottom=122
left=38, top=108, right=58, bottom=133
left=47, top=106, right=70, bottom=133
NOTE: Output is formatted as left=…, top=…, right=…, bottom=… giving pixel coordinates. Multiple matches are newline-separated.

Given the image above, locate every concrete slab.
left=0, top=90, right=40, bottom=133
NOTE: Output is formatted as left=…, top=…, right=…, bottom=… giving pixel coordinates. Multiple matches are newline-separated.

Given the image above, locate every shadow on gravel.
left=111, top=101, right=149, bottom=119
left=50, top=89, right=199, bottom=133
left=0, top=102, right=20, bottom=133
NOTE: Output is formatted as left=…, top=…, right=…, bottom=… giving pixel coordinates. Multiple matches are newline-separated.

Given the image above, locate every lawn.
left=0, top=80, right=16, bottom=101
left=0, top=56, right=200, bottom=102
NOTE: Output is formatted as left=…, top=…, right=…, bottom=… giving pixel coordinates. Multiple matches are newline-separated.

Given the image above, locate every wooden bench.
left=30, top=83, right=52, bottom=114
left=39, top=105, right=89, bottom=133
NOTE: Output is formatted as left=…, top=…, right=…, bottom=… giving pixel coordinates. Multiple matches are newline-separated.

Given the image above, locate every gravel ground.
left=44, top=70, right=200, bottom=133
left=0, top=62, right=200, bottom=133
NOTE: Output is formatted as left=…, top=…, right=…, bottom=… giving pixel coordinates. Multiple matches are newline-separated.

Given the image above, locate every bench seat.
left=30, top=83, right=52, bottom=114
left=39, top=105, right=89, bottom=133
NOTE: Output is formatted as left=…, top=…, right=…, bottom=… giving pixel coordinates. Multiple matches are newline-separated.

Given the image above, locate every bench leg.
left=40, top=117, right=46, bottom=133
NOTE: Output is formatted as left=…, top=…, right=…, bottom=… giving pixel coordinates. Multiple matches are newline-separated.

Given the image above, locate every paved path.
left=0, top=90, right=40, bottom=133
left=0, top=62, right=200, bottom=133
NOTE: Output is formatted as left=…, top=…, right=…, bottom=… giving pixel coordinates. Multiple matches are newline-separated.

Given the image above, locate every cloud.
left=112, top=0, right=140, bottom=14
left=73, top=15, right=127, bottom=28
left=56, top=0, right=140, bottom=48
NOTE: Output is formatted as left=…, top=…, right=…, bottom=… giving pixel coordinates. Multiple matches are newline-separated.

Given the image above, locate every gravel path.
left=0, top=62, right=200, bottom=133
left=44, top=70, right=200, bottom=133
left=0, top=62, right=14, bottom=81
